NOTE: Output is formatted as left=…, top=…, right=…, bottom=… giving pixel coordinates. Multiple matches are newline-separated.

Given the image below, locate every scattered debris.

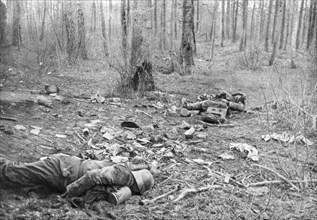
left=34, top=95, right=52, bottom=108
left=14, top=124, right=26, bottom=130
left=229, top=143, right=259, bottom=161
left=246, top=186, right=270, bottom=196
left=45, top=84, right=59, bottom=95
left=184, top=127, right=195, bottom=139
left=262, top=132, right=314, bottom=146
left=218, top=152, right=235, bottom=160
left=55, top=134, right=67, bottom=138
left=30, top=129, right=41, bottom=135
left=0, top=116, right=18, bottom=122
left=180, top=108, right=191, bottom=117
left=140, top=184, right=181, bottom=205
left=121, top=121, right=140, bottom=128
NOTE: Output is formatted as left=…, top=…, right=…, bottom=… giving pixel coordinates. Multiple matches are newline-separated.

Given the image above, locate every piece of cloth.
left=0, top=153, right=115, bottom=192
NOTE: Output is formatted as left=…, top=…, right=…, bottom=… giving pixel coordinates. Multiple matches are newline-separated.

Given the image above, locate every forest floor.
left=0, top=42, right=317, bottom=220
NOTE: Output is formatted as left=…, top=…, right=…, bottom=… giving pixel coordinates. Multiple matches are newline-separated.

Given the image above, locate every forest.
left=0, top=0, right=316, bottom=219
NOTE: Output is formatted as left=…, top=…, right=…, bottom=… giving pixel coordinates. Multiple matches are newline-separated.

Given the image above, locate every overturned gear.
left=131, top=169, right=155, bottom=195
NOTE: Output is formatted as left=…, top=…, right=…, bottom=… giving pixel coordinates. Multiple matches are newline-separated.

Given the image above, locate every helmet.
left=131, top=170, right=154, bottom=195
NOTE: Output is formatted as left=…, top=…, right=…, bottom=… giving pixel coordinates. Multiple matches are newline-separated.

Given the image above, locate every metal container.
left=108, top=186, right=132, bottom=205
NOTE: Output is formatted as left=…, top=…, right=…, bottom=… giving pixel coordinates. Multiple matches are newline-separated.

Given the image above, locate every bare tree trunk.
left=0, top=0, right=7, bottom=45
left=77, top=3, right=88, bottom=60
left=290, top=0, right=298, bottom=68
left=302, top=0, right=308, bottom=46
left=226, top=0, right=231, bottom=40
left=160, top=0, right=166, bottom=50
left=259, top=0, right=265, bottom=41
left=195, top=0, right=200, bottom=33
left=174, top=0, right=178, bottom=39
left=279, top=0, right=286, bottom=49
left=265, top=0, right=273, bottom=52
left=284, top=4, right=291, bottom=50
left=210, top=1, right=219, bottom=59
left=171, top=0, right=174, bottom=47
left=39, top=0, right=47, bottom=42
left=296, top=0, right=305, bottom=49
left=64, top=8, right=76, bottom=63
left=250, top=2, right=256, bottom=41
left=109, top=0, right=113, bottom=40
left=12, top=0, right=22, bottom=47
left=272, top=0, right=279, bottom=43
left=191, top=0, right=196, bottom=53
left=180, top=0, right=195, bottom=75
left=90, top=1, right=97, bottom=33
left=100, top=0, right=109, bottom=58
left=306, top=0, right=316, bottom=49
left=232, top=0, right=239, bottom=43
left=121, top=0, right=128, bottom=65
left=269, top=0, right=282, bottom=66
left=239, top=0, right=248, bottom=51
left=221, top=0, right=225, bottom=47
left=154, top=0, right=157, bottom=35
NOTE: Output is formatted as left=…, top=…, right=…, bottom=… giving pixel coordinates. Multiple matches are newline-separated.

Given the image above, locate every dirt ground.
left=0, top=44, right=316, bottom=220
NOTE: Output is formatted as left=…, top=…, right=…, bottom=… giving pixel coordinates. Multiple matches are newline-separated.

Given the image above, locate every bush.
left=238, top=45, right=262, bottom=71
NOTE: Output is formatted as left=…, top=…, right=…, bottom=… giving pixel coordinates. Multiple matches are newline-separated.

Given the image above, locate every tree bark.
left=265, top=0, right=273, bottom=52
left=195, top=0, right=200, bottom=33
left=259, top=0, right=265, bottom=41
left=210, top=1, right=219, bottom=59
left=296, top=0, right=305, bottom=49
left=160, top=0, right=166, bottom=50
left=232, top=0, right=239, bottom=43
left=226, top=0, right=231, bottom=40
left=284, top=4, right=291, bottom=50
left=221, top=0, right=225, bottom=47
left=109, top=0, right=113, bottom=40
left=279, top=0, right=286, bottom=49
left=39, top=0, right=47, bottom=42
left=0, top=0, right=7, bottom=45
left=77, top=3, right=88, bottom=60
left=272, top=0, right=279, bottom=43
left=269, top=0, right=282, bottom=66
left=239, top=0, right=248, bottom=51
left=64, top=9, right=76, bottom=63
left=90, top=1, right=97, bottom=33
left=154, top=0, right=157, bottom=35
left=100, top=0, right=109, bottom=58
left=306, top=0, right=316, bottom=49
left=174, top=0, right=178, bottom=39
left=12, top=0, right=22, bottom=47
left=250, top=1, right=256, bottom=41
left=180, top=0, right=195, bottom=75
left=290, top=0, right=298, bottom=68
left=121, top=0, right=128, bottom=66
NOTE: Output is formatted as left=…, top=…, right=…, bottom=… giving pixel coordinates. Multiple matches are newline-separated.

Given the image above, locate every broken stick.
left=251, top=164, right=300, bottom=191
left=140, top=184, right=181, bottom=205
left=173, top=185, right=221, bottom=203
left=0, top=116, right=17, bottom=122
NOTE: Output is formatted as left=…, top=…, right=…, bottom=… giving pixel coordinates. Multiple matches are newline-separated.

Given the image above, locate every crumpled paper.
left=230, top=143, right=259, bottom=161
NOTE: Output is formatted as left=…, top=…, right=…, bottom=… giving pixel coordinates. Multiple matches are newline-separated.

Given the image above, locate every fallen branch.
left=248, top=179, right=317, bottom=187
left=173, top=185, right=221, bottom=203
left=0, top=116, right=17, bottom=122
left=140, top=184, right=181, bottom=205
left=198, top=121, right=236, bottom=128
left=251, top=164, right=300, bottom=191
left=135, top=109, right=153, bottom=118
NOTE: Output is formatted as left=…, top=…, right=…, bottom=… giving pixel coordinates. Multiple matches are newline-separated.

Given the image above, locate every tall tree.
left=239, top=0, right=248, bottom=51
left=210, top=1, right=219, bottom=59
left=12, top=0, right=22, bottom=46
left=160, top=0, right=166, bottom=50
left=290, top=0, right=298, bottom=68
left=154, top=0, right=157, bottom=34
left=250, top=1, right=256, bottom=41
left=279, top=0, right=286, bottom=49
left=121, top=0, right=128, bottom=65
left=226, top=0, right=231, bottom=39
left=296, top=0, right=305, bottom=49
left=174, top=0, right=178, bottom=39
left=39, top=0, right=47, bottom=42
left=284, top=3, right=291, bottom=50
left=90, top=0, right=97, bottom=33
left=109, top=0, right=113, bottom=40
left=265, top=0, right=273, bottom=51
left=302, top=0, right=308, bottom=46
left=259, top=0, right=265, bottom=41
left=0, top=0, right=7, bottom=45
left=269, top=0, right=282, bottom=65
left=232, top=0, right=239, bottom=43
left=77, top=3, right=88, bottom=60
left=180, top=0, right=195, bottom=75
left=221, top=0, right=225, bottom=47
left=100, top=0, right=109, bottom=58
left=64, top=6, right=76, bottom=63
left=195, top=0, right=200, bottom=33
left=306, top=0, right=316, bottom=49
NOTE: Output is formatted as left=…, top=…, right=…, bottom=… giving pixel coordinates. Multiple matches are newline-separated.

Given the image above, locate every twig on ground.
left=0, top=116, right=17, bottom=121
left=75, top=131, right=87, bottom=144
left=140, top=184, right=181, bottom=205
left=173, top=185, right=221, bottom=203
left=251, top=164, right=300, bottom=191
left=198, top=120, right=236, bottom=128
left=248, top=179, right=317, bottom=187
left=135, top=109, right=153, bottom=118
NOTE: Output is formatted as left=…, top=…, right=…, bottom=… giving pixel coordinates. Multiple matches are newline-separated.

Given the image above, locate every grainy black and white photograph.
left=0, top=0, right=316, bottom=219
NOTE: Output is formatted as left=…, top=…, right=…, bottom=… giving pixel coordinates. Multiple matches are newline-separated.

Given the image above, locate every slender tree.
left=265, top=0, right=273, bottom=51
left=307, top=0, right=316, bottom=49
left=290, top=0, right=298, bottom=68
left=221, top=0, right=225, bottom=47
left=12, top=0, right=22, bottom=46
left=269, top=0, right=282, bottom=65
left=226, top=0, right=231, bottom=39
left=195, top=0, right=200, bottom=33
left=39, top=0, right=47, bottom=42
left=239, top=0, right=248, bottom=51
left=284, top=3, right=291, bottom=50
left=90, top=1, right=97, bottom=33
left=77, top=3, right=88, bottom=60
left=174, top=0, right=178, bottom=39
left=259, top=0, right=265, bottom=41
left=109, top=0, right=113, bottom=40
left=0, top=0, right=7, bottom=45
left=302, top=0, right=308, bottom=46
left=154, top=0, right=157, bottom=34
left=296, top=0, right=305, bottom=49
left=64, top=7, right=76, bottom=63
left=250, top=1, right=256, bottom=41
left=180, top=0, right=195, bottom=75
left=232, top=0, right=239, bottom=43
left=279, top=0, right=286, bottom=49
left=121, top=0, right=128, bottom=65
left=160, top=0, right=166, bottom=50
left=211, top=1, right=219, bottom=59
left=100, top=0, right=109, bottom=58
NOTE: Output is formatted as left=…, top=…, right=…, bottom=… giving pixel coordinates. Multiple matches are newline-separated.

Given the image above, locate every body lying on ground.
left=0, top=153, right=154, bottom=205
